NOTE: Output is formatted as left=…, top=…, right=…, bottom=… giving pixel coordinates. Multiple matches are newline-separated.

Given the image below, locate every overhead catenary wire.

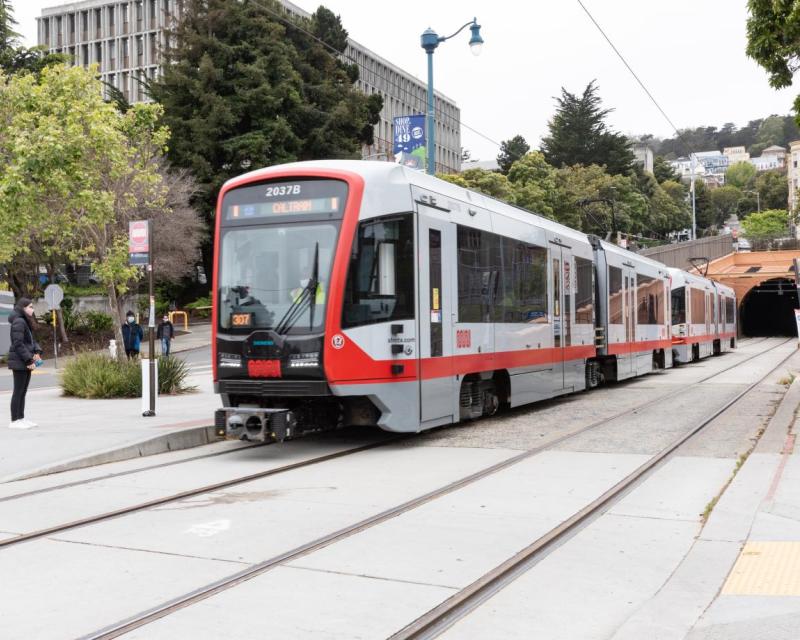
left=575, top=0, right=697, bottom=158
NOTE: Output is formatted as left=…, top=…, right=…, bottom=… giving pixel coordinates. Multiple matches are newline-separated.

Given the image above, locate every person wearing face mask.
left=156, top=314, right=175, bottom=357
left=7, top=297, right=43, bottom=429
left=121, top=310, right=143, bottom=359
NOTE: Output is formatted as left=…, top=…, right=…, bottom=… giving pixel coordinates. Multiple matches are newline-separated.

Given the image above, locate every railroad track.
left=0, top=338, right=789, bottom=552
left=72, top=338, right=795, bottom=639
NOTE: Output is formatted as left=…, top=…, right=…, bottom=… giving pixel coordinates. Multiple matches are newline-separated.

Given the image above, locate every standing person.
left=121, top=310, right=143, bottom=359
left=156, top=314, right=175, bottom=357
left=7, top=298, right=42, bottom=429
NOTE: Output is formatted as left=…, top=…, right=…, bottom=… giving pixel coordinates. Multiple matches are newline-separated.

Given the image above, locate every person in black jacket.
left=121, top=310, right=143, bottom=359
left=156, top=314, right=175, bottom=357
left=7, top=298, right=42, bottom=429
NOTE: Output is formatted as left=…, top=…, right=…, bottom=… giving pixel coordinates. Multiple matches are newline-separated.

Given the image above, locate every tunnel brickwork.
left=699, top=250, right=800, bottom=337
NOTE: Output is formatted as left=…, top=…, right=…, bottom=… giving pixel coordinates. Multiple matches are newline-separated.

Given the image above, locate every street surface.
left=0, top=337, right=798, bottom=639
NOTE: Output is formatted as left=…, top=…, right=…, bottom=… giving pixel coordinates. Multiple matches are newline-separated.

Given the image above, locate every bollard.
left=109, top=339, right=117, bottom=360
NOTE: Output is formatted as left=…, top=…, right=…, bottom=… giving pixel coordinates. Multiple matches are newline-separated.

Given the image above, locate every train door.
left=618, top=265, right=636, bottom=377
left=705, top=291, right=711, bottom=337
left=418, top=213, right=455, bottom=424
left=551, top=246, right=573, bottom=391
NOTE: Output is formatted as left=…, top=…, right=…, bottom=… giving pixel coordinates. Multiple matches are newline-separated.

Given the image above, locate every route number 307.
left=266, top=184, right=301, bottom=197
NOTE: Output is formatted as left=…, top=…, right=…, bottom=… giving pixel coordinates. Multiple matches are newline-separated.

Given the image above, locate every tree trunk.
left=56, top=308, right=69, bottom=344
left=107, top=282, right=125, bottom=359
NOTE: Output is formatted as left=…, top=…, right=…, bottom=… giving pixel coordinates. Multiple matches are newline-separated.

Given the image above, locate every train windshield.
left=218, top=222, right=339, bottom=334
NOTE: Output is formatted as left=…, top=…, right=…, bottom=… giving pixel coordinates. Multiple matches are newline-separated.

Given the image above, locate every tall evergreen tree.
left=0, top=0, right=20, bottom=52
left=540, top=81, right=634, bottom=175
left=496, top=134, right=530, bottom=174
left=149, top=0, right=382, bottom=231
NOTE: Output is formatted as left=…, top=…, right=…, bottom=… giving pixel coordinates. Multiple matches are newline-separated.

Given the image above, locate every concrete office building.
left=38, top=0, right=462, bottom=173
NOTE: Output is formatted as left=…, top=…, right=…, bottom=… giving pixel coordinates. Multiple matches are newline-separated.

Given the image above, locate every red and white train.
left=212, top=161, right=736, bottom=440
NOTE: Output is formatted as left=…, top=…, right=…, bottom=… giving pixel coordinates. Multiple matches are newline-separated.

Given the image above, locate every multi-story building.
left=38, top=0, right=462, bottom=173
left=787, top=141, right=800, bottom=212
left=723, top=146, right=750, bottom=165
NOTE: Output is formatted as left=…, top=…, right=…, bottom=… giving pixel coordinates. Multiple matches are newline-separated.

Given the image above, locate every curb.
left=1, top=425, right=220, bottom=483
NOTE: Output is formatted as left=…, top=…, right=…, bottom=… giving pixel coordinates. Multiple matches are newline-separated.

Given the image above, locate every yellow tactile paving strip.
left=723, top=542, right=800, bottom=596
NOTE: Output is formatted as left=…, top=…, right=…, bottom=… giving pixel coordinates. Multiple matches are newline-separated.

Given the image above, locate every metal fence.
left=638, top=235, right=735, bottom=270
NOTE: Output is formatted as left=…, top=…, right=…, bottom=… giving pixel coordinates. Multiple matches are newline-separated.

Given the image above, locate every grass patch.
left=61, top=353, right=196, bottom=398
left=778, top=371, right=796, bottom=387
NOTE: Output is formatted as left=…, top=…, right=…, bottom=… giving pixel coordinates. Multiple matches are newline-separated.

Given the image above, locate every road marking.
left=723, top=541, right=800, bottom=596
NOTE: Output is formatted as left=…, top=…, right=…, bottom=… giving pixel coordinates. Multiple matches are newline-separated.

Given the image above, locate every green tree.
left=725, top=161, right=757, bottom=189
left=551, top=164, right=648, bottom=235
left=0, top=65, right=196, bottom=354
left=440, top=168, right=516, bottom=203
left=506, top=152, right=557, bottom=217
left=741, top=208, right=789, bottom=247
left=150, top=0, right=382, bottom=265
left=750, top=114, right=785, bottom=155
left=708, top=185, right=743, bottom=229
left=653, top=155, right=681, bottom=183
left=746, top=3, right=800, bottom=126
left=497, top=134, right=530, bottom=175
left=540, top=81, right=635, bottom=175
left=755, top=169, right=789, bottom=210
left=0, top=0, right=66, bottom=75
left=692, top=180, right=714, bottom=231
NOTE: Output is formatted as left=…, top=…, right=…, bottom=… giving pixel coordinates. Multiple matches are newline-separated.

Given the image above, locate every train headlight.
left=219, top=352, right=242, bottom=368
left=289, top=352, right=319, bottom=368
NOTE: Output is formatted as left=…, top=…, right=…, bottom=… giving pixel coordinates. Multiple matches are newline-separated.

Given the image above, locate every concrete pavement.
left=0, top=323, right=218, bottom=482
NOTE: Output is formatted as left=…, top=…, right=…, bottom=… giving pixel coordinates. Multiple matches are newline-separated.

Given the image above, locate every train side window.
left=342, top=214, right=414, bottom=328
left=497, top=237, right=548, bottom=323
left=636, top=274, right=658, bottom=324
left=690, top=288, right=706, bottom=324
left=574, top=257, right=594, bottom=324
left=457, top=226, right=499, bottom=323
left=671, top=286, right=686, bottom=324
left=609, top=266, right=623, bottom=324
left=725, top=296, right=735, bottom=324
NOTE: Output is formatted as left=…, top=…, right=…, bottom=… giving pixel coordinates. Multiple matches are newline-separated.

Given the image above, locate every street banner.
left=129, top=220, right=150, bottom=265
left=393, top=115, right=426, bottom=171
left=794, top=309, right=800, bottom=343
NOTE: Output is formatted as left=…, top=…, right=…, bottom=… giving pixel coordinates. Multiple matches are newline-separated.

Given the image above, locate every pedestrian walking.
left=7, top=297, right=42, bottom=429
left=156, top=314, right=175, bottom=357
left=121, top=310, right=143, bottom=359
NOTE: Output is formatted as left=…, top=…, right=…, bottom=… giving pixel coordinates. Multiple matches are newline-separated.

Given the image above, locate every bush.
left=185, top=296, right=212, bottom=318
left=61, top=353, right=196, bottom=398
left=83, top=310, right=113, bottom=333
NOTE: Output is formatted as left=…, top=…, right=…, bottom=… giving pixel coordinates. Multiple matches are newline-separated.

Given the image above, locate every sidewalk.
left=0, top=322, right=218, bottom=483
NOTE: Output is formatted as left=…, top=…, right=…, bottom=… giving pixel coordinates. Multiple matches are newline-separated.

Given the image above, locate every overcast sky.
left=14, top=0, right=798, bottom=162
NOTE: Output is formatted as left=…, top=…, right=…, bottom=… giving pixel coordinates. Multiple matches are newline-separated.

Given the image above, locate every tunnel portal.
left=740, top=278, right=799, bottom=336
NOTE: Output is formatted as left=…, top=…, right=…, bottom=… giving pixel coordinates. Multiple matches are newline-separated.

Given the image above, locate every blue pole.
left=426, top=49, right=435, bottom=176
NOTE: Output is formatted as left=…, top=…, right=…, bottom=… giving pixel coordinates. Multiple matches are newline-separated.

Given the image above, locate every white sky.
left=14, top=0, right=798, bottom=162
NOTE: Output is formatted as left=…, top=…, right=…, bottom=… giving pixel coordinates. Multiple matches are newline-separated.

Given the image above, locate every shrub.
left=61, top=353, right=196, bottom=398
left=158, top=356, right=197, bottom=395
left=185, top=296, right=212, bottom=318
left=83, top=310, right=113, bottom=333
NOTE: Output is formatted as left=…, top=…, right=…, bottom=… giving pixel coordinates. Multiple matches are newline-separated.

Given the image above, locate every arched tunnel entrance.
left=740, top=278, right=799, bottom=336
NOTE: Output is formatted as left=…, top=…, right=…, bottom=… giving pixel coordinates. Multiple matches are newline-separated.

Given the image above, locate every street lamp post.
left=744, top=189, right=761, bottom=213
left=420, top=18, right=483, bottom=176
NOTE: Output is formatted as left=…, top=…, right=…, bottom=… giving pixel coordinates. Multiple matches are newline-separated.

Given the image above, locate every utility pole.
left=690, top=153, right=697, bottom=241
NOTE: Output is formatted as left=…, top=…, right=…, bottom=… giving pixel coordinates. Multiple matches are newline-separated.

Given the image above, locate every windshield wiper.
left=275, top=242, right=319, bottom=335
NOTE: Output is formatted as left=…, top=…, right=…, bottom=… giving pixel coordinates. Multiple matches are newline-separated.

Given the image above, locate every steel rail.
left=1, top=339, right=788, bottom=551
left=80, top=339, right=795, bottom=640
left=390, top=345, right=799, bottom=639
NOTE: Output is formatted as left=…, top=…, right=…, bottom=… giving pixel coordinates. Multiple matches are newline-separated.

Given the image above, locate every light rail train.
left=212, top=161, right=736, bottom=441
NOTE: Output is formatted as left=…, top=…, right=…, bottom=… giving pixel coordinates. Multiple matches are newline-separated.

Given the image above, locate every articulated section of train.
left=211, top=161, right=737, bottom=441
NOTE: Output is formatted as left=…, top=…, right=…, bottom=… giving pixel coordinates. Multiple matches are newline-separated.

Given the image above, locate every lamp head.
left=469, top=19, right=484, bottom=56
left=421, top=27, right=440, bottom=53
